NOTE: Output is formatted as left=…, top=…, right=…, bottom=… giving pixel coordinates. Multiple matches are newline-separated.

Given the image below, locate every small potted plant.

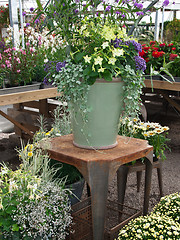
left=118, top=117, right=170, bottom=161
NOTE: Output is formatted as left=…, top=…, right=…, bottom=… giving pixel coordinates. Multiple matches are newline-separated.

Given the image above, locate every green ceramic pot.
left=71, top=78, right=124, bottom=149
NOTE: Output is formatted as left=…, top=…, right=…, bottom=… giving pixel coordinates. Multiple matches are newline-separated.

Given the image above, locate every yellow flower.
left=112, top=48, right=124, bottom=57
left=98, top=67, right=105, bottom=73
left=102, top=26, right=116, bottom=41
left=29, top=144, right=33, bottom=150
left=28, top=152, right=33, bottom=157
left=46, top=132, right=50, bottom=136
left=108, top=57, right=116, bottom=65
left=84, top=55, right=91, bottom=63
left=94, top=56, right=103, bottom=65
left=83, top=30, right=90, bottom=37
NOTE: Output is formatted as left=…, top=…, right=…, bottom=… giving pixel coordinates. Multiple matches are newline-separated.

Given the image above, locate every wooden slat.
left=0, top=88, right=61, bottom=106
left=144, top=79, right=180, bottom=91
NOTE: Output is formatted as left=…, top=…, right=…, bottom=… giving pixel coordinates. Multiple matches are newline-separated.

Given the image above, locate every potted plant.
left=35, top=0, right=169, bottom=149
left=118, top=117, right=170, bottom=162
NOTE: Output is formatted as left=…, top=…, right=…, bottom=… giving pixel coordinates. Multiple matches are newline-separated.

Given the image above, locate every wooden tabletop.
left=42, top=134, right=153, bottom=166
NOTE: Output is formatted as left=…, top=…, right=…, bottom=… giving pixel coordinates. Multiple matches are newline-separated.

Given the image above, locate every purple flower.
left=96, top=12, right=100, bottom=16
left=115, top=0, right=120, bottom=2
left=22, top=11, right=26, bottom=16
left=74, top=9, right=79, bottom=13
left=56, top=61, right=66, bottom=72
left=134, top=56, right=146, bottom=72
left=63, top=3, right=65, bottom=6
left=75, top=0, right=79, bottom=2
left=173, top=1, right=175, bottom=4
left=35, top=19, right=40, bottom=24
left=30, top=7, right=34, bottom=12
left=121, top=14, right=125, bottom=18
left=112, top=38, right=123, bottom=48
left=124, top=40, right=142, bottom=52
left=136, top=11, right=144, bottom=15
left=105, top=5, right=111, bottom=12
left=26, top=23, right=30, bottom=27
left=116, top=11, right=121, bottom=14
left=163, top=0, right=169, bottom=6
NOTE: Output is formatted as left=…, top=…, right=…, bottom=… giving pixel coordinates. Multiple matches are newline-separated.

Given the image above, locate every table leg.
left=86, top=162, right=110, bottom=240
left=143, top=151, right=153, bottom=215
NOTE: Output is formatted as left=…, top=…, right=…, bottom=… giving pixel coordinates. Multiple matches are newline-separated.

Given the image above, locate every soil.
left=0, top=100, right=180, bottom=215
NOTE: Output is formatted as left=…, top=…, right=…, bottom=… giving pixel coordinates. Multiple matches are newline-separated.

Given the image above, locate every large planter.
left=67, top=178, right=85, bottom=205
left=71, top=78, right=124, bottom=149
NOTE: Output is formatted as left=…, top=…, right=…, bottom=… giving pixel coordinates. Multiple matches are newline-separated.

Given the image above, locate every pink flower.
left=38, top=36, right=42, bottom=41
left=1, top=64, right=5, bottom=68
left=7, top=64, right=11, bottom=68
left=30, top=47, right=35, bottom=52
left=26, top=42, right=30, bottom=46
left=9, top=57, right=12, bottom=60
left=12, top=47, right=16, bottom=51
left=39, top=41, right=42, bottom=45
left=16, top=57, right=21, bottom=63
left=0, top=53, right=2, bottom=60
left=17, top=70, right=21, bottom=73
left=5, top=60, right=10, bottom=65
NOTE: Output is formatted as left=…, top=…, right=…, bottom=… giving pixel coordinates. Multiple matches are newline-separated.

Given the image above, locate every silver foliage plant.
left=13, top=181, right=72, bottom=240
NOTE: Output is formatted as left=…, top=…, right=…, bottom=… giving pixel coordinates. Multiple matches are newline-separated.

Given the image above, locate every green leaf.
left=83, top=66, right=92, bottom=76
left=102, top=70, right=112, bottom=81
left=12, top=224, right=19, bottom=232
left=75, top=52, right=85, bottom=62
left=87, top=76, right=97, bottom=85
left=35, top=0, right=43, bottom=10
left=6, top=206, right=16, bottom=214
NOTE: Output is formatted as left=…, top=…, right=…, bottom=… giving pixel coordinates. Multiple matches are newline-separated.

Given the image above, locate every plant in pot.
left=36, top=0, right=169, bottom=150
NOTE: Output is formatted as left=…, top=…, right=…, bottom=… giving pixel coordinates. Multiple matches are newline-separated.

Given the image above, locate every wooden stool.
left=117, top=159, right=163, bottom=216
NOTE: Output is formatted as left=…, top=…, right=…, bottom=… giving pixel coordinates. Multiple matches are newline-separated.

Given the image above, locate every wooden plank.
left=144, top=79, right=180, bottom=91
left=159, top=91, right=180, bottom=112
left=0, top=88, right=61, bottom=106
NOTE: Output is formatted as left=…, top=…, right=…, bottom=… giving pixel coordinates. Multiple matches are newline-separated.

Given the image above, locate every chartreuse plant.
left=153, top=192, right=180, bottom=224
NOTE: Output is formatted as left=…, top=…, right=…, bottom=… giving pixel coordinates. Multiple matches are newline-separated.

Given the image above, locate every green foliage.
left=165, top=19, right=180, bottom=43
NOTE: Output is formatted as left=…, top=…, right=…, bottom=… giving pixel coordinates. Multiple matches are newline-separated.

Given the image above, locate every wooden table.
left=41, top=134, right=153, bottom=240
left=144, top=79, right=180, bottom=112
left=0, top=87, right=60, bottom=137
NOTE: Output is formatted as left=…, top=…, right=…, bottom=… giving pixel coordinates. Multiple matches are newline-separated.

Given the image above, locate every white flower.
left=102, top=42, right=109, bottom=49
left=94, top=56, right=103, bottom=65
left=112, top=48, right=124, bottom=57
left=98, top=67, right=105, bottom=73
left=108, top=57, right=116, bottom=65
left=84, top=55, right=91, bottom=63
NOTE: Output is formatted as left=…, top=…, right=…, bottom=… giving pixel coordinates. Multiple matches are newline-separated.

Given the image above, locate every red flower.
left=159, top=43, right=166, bottom=47
left=159, top=51, right=165, bottom=57
left=151, top=47, right=159, bottom=51
left=169, top=53, right=178, bottom=61
left=145, top=57, right=149, bottom=63
left=152, top=51, right=161, bottom=58
left=172, top=47, right=176, bottom=51
left=142, top=44, right=146, bottom=47
left=143, top=46, right=150, bottom=51
left=139, top=50, right=146, bottom=57
left=150, top=41, right=156, bottom=45
left=168, top=43, right=173, bottom=47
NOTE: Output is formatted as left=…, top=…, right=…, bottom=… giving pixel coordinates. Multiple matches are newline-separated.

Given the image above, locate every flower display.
left=0, top=4, right=9, bottom=27
left=0, top=25, right=65, bottom=88
left=117, top=214, right=180, bottom=239
left=153, top=192, right=180, bottom=224
left=119, top=117, right=170, bottom=161
left=139, top=41, right=180, bottom=77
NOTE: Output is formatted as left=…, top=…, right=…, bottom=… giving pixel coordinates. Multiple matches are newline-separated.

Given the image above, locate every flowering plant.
left=0, top=4, right=9, bottom=27
left=139, top=41, right=180, bottom=77
left=118, top=117, right=170, bottom=161
left=45, top=18, right=146, bottom=117
left=117, top=214, right=180, bottom=239
left=153, top=192, right=180, bottom=224
left=0, top=162, right=72, bottom=239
